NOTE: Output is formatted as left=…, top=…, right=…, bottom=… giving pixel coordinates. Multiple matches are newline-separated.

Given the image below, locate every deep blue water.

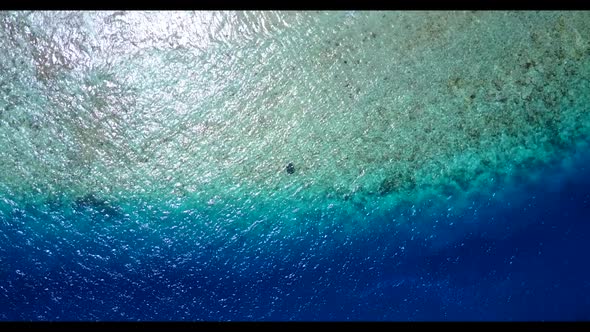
left=2, top=148, right=590, bottom=322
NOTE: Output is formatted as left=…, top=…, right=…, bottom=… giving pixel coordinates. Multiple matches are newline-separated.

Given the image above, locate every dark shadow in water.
left=73, top=193, right=122, bottom=222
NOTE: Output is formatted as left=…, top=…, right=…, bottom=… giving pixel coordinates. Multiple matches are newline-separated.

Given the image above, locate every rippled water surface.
left=1, top=11, right=590, bottom=321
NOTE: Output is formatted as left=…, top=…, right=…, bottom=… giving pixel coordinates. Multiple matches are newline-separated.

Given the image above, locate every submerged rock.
left=286, top=162, right=295, bottom=174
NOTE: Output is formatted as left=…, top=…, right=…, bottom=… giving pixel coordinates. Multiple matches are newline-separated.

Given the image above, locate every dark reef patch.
left=73, top=193, right=121, bottom=218
left=286, top=162, right=295, bottom=174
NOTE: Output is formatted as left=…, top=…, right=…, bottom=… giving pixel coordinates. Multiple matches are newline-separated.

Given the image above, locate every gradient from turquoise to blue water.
left=1, top=149, right=589, bottom=321
left=1, top=11, right=590, bottom=322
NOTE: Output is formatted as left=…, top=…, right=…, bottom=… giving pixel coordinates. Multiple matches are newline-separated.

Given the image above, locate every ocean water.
left=1, top=11, right=590, bottom=321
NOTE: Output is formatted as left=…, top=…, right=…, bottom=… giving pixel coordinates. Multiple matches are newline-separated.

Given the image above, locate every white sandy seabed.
left=0, top=11, right=589, bottom=242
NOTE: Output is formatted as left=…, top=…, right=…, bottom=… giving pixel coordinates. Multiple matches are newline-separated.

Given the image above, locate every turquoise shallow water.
left=1, top=11, right=590, bottom=320
left=2, top=11, right=589, bottom=236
